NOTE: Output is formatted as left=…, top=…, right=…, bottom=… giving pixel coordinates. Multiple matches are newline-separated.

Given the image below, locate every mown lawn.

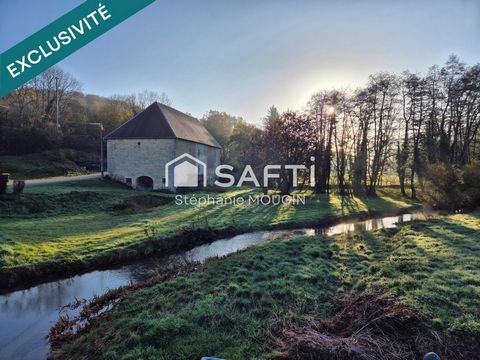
left=0, top=179, right=418, bottom=285
left=56, top=213, right=480, bottom=359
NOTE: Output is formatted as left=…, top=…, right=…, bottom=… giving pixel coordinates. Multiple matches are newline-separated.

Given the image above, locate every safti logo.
left=165, top=153, right=207, bottom=188
left=165, top=153, right=316, bottom=189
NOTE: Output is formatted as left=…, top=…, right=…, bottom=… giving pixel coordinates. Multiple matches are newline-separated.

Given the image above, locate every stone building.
left=104, top=102, right=221, bottom=191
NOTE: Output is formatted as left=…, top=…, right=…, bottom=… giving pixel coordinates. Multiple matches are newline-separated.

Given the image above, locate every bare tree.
left=262, top=111, right=314, bottom=194
left=333, top=94, right=355, bottom=195
left=351, top=74, right=399, bottom=196
left=307, top=90, right=343, bottom=193
left=136, top=90, right=171, bottom=110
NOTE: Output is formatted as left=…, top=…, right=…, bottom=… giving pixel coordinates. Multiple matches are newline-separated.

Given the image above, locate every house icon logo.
left=165, top=153, right=207, bottom=188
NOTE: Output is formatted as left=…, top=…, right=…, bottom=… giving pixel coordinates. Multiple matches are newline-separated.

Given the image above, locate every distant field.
left=56, top=212, right=480, bottom=359
left=0, top=179, right=419, bottom=286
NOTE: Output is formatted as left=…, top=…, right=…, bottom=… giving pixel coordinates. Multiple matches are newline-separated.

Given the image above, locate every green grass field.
left=0, top=179, right=418, bottom=286
left=55, top=213, right=480, bottom=359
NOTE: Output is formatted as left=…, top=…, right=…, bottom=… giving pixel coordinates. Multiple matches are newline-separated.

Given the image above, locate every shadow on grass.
left=337, top=213, right=480, bottom=339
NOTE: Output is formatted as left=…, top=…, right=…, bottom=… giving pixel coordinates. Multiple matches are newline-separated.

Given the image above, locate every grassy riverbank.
left=0, top=179, right=418, bottom=288
left=55, top=212, right=480, bottom=359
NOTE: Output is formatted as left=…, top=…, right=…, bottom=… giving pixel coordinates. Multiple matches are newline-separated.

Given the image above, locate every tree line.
left=2, top=56, right=479, bottom=201
left=204, top=56, right=480, bottom=198
left=0, top=67, right=171, bottom=155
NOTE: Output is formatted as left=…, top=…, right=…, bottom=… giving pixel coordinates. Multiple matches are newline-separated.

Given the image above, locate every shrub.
left=420, top=161, right=480, bottom=210
left=12, top=180, right=25, bottom=195
left=1, top=125, right=62, bottom=155
left=462, top=161, right=480, bottom=206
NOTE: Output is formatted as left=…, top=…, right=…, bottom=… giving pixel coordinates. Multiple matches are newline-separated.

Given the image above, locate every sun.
left=326, top=106, right=335, bottom=116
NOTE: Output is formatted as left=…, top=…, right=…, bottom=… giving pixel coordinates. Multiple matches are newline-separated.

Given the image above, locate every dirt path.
left=7, top=173, right=103, bottom=188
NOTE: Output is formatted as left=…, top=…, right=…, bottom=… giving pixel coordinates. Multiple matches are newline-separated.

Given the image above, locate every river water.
left=0, top=213, right=425, bottom=360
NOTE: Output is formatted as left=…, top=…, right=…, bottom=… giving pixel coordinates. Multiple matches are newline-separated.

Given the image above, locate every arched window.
left=136, top=176, right=154, bottom=190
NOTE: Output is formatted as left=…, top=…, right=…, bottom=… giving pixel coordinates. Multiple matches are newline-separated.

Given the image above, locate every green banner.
left=0, top=0, right=155, bottom=98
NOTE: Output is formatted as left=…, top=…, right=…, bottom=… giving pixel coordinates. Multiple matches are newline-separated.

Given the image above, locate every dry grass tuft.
left=272, top=292, right=474, bottom=360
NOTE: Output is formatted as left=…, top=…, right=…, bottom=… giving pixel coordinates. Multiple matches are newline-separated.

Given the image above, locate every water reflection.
left=0, top=212, right=425, bottom=360
left=322, top=214, right=416, bottom=236
left=165, top=229, right=316, bottom=266
left=0, top=269, right=143, bottom=360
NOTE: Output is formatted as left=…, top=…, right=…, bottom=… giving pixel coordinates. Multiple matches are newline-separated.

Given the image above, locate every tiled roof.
left=104, top=102, right=221, bottom=148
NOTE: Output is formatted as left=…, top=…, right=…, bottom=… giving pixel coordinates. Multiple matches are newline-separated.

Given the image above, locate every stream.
left=0, top=212, right=428, bottom=360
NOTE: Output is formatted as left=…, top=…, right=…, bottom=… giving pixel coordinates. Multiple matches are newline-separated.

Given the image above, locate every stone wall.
left=107, top=138, right=221, bottom=191
left=107, top=139, right=174, bottom=190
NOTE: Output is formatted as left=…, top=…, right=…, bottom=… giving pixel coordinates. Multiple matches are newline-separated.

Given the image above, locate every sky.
left=1, top=0, right=479, bottom=124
